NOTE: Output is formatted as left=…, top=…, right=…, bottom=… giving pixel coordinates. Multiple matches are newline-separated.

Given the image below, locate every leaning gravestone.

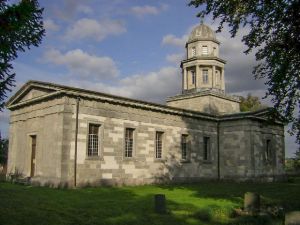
left=154, top=194, right=166, bottom=214
left=285, top=211, right=300, bottom=225
left=244, top=192, right=260, bottom=214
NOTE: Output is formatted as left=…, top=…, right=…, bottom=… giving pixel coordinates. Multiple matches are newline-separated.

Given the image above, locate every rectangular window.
left=125, top=128, right=134, bottom=158
left=88, top=124, right=100, bottom=156
left=155, top=132, right=163, bottom=159
left=202, top=46, right=208, bottom=55
left=216, top=71, right=220, bottom=85
left=203, top=137, right=210, bottom=161
left=213, top=47, right=216, bottom=56
left=181, top=134, right=188, bottom=160
left=191, top=47, right=196, bottom=56
left=191, top=71, right=196, bottom=84
left=203, top=69, right=208, bottom=84
left=265, top=139, right=271, bottom=162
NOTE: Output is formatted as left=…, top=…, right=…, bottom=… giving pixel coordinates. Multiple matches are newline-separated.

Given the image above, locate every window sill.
left=180, top=159, right=191, bottom=163
left=122, top=157, right=136, bottom=161
left=154, top=158, right=166, bottom=162
left=85, top=156, right=102, bottom=161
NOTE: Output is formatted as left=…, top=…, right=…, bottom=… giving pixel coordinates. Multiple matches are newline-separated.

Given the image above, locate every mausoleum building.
left=6, top=23, right=285, bottom=187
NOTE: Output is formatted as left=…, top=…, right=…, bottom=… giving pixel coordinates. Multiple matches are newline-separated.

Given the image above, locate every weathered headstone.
left=244, top=192, right=260, bottom=214
left=154, top=194, right=166, bottom=214
left=285, top=211, right=300, bottom=225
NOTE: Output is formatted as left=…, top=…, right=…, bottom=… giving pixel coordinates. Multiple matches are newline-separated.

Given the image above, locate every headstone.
left=244, top=192, right=260, bottom=213
left=285, top=211, right=300, bottom=225
left=154, top=194, right=166, bottom=214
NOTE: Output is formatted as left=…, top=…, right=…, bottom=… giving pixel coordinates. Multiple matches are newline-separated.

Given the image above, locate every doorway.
left=30, top=135, right=37, bottom=177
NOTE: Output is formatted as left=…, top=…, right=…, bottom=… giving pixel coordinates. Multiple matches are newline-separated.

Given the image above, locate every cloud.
left=66, top=66, right=181, bottom=104
left=52, top=0, right=92, bottom=20
left=64, top=18, right=126, bottom=42
left=119, top=67, right=180, bottom=102
left=44, top=19, right=60, bottom=32
left=162, top=34, right=188, bottom=48
left=77, top=5, right=93, bottom=14
left=43, top=49, right=119, bottom=80
left=166, top=53, right=185, bottom=64
left=130, top=4, right=168, bottom=17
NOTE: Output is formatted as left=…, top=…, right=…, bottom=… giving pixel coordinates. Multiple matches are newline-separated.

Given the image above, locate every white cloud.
left=67, top=66, right=180, bottom=103
left=52, top=0, right=92, bottom=20
left=44, top=19, right=60, bottom=32
left=166, top=53, right=185, bottom=64
left=64, top=18, right=126, bottom=42
left=43, top=49, right=119, bottom=80
left=77, top=5, right=93, bottom=14
left=119, top=67, right=180, bottom=102
left=162, top=34, right=188, bottom=48
left=130, top=4, right=168, bottom=17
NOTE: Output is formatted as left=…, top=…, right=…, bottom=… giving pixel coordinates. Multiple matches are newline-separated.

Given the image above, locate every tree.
left=0, top=0, right=45, bottom=111
left=0, top=134, right=8, bottom=166
left=239, top=94, right=266, bottom=112
left=293, top=148, right=300, bottom=171
left=189, top=0, right=300, bottom=144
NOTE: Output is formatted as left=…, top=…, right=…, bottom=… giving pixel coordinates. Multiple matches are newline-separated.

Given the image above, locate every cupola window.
left=202, top=69, right=208, bottom=84
left=202, top=46, right=208, bottom=55
left=191, top=47, right=196, bottom=57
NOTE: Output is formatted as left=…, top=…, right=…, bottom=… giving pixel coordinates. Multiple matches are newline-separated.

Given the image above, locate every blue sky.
left=0, top=0, right=298, bottom=156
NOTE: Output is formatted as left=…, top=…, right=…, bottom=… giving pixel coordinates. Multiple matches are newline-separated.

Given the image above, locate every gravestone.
left=154, top=194, right=166, bottom=214
left=244, top=192, right=260, bottom=214
left=285, top=211, right=300, bottom=225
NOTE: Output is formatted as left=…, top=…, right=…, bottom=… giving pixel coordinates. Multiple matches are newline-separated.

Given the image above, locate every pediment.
left=19, top=87, right=53, bottom=102
left=6, top=81, right=60, bottom=108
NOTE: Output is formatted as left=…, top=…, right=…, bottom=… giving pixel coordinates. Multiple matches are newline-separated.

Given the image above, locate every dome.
left=187, top=24, right=218, bottom=43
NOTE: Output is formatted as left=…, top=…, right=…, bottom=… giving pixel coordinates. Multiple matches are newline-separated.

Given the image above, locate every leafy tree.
left=189, top=0, right=300, bottom=144
left=293, top=148, right=300, bottom=171
left=0, top=134, right=8, bottom=166
left=0, top=0, right=45, bottom=111
left=239, top=94, right=266, bottom=112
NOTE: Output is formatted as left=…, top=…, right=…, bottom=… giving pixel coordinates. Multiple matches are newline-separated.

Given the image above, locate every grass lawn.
left=0, top=179, right=300, bottom=225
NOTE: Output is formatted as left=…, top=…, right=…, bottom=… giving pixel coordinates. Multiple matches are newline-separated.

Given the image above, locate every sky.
left=0, top=0, right=298, bottom=157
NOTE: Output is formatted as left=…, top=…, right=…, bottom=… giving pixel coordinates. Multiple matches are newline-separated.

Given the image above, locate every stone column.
left=221, top=68, right=225, bottom=92
left=183, top=68, right=187, bottom=91
left=195, top=65, right=199, bottom=89
left=212, top=65, right=216, bottom=89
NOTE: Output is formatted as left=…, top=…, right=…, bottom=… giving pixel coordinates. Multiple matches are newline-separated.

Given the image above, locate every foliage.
left=188, top=0, right=300, bottom=144
left=1, top=180, right=300, bottom=225
left=0, top=0, right=45, bottom=111
left=0, top=135, right=8, bottom=165
left=293, top=148, right=300, bottom=170
left=239, top=94, right=266, bottom=112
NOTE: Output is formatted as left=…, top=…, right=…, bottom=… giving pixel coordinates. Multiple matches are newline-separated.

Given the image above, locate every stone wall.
left=62, top=96, right=219, bottom=186
left=7, top=90, right=285, bottom=187
left=219, top=119, right=285, bottom=180
left=167, top=93, right=240, bottom=115
left=7, top=97, right=65, bottom=185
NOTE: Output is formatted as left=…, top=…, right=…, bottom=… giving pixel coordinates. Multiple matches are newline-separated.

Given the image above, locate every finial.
left=200, top=17, right=204, bottom=24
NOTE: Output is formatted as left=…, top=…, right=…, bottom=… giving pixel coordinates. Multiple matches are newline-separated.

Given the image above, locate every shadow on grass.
left=0, top=182, right=215, bottom=225
left=0, top=180, right=297, bottom=225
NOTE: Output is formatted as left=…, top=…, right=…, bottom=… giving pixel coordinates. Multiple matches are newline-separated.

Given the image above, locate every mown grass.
left=0, top=179, right=300, bottom=225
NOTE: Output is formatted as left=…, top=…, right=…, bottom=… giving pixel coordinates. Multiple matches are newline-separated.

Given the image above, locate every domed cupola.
left=187, top=23, right=219, bottom=44
left=166, top=22, right=241, bottom=115
left=179, top=23, right=226, bottom=94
